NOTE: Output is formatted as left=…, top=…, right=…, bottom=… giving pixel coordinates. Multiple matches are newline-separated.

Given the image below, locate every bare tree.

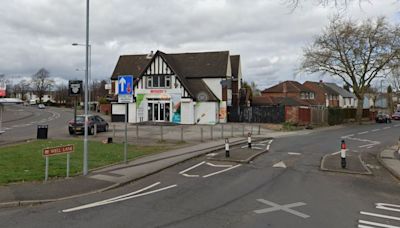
left=285, top=0, right=370, bottom=10
left=31, top=68, right=54, bottom=103
left=300, top=16, right=400, bottom=123
left=390, top=67, right=400, bottom=92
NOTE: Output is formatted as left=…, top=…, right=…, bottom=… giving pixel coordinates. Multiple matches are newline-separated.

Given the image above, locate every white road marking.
left=371, top=129, right=380, bottom=132
left=395, top=124, right=400, bottom=127
left=272, top=161, right=287, bottom=168
left=376, top=203, right=400, bottom=213
left=331, top=151, right=341, bottom=155
left=182, top=173, right=199, bottom=178
left=260, top=140, right=272, bottom=144
left=342, top=134, right=354, bottom=138
left=203, top=164, right=241, bottom=178
left=254, top=199, right=310, bottom=219
left=179, top=161, right=206, bottom=175
left=252, top=146, right=263, bottom=150
left=358, top=220, right=400, bottom=228
left=62, top=182, right=177, bottom=213
left=205, top=162, right=233, bottom=168
left=358, top=131, right=369, bottom=135
left=252, top=143, right=266, bottom=146
left=266, top=145, right=270, bottom=151
left=360, top=211, right=400, bottom=221
left=383, top=127, right=391, bottom=130
left=206, top=153, right=217, bottom=157
left=288, top=152, right=301, bottom=155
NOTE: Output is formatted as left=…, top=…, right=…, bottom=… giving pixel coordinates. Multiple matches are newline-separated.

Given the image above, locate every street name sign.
left=68, top=80, right=83, bottom=96
left=43, top=145, right=74, bottom=157
left=42, top=144, right=75, bottom=181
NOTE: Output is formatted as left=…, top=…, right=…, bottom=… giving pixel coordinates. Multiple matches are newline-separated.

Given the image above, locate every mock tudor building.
left=110, top=50, right=242, bottom=124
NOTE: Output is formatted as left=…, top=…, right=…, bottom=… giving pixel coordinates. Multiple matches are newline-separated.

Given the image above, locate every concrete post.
left=94, top=124, right=97, bottom=136
left=225, top=138, right=230, bottom=158
left=248, top=132, right=252, bottom=149
left=136, top=125, right=139, bottom=139
left=397, top=137, right=400, bottom=156
left=160, top=125, right=164, bottom=141
left=231, top=125, right=234, bottom=137
left=242, top=125, right=245, bottom=137
left=221, top=124, right=224, bottom=139
left=201, top=127, right=204, bottom=142
left=210, top=125, right=214, bottom=140
left=180, top=126, right=184, bottom=142
left=258, top=125, right=261, bottom=135
left=112, top=124, right=115, bottom=138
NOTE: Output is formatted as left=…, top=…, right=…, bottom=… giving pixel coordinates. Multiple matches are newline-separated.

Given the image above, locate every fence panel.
left=229, top=106, right=285, bottom=123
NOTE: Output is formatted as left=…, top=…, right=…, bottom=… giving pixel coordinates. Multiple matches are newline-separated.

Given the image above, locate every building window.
left=146, top=75, right=171, bottom=89
left=300, top=92, right=305, bottom=99
left=310, top=92, right=315, bottom=99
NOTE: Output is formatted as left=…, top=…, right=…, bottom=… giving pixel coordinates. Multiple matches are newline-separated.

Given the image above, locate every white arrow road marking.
left=179, top=161, right=206, bottom=175
left=202, top=164, right=242, bottom=178
left=254, top=199, right=310, bottom=219
left=272, top=161, right=287, bottom=168
left=119, top=77, right=126, bottom=92
left=358, top=220, right=400, bottom=228
left=62, top=182, right=177, bottom=213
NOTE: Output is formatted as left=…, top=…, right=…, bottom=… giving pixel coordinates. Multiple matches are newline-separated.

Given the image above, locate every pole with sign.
left=43, top=145, right=74, bottom=181
left=69, top=80, right=83, bottom=135
left=118, top=75, right=134, bottom=163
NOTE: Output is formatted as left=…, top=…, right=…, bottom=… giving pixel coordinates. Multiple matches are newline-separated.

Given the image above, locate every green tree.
left=301, top=16, right=400, bottom=123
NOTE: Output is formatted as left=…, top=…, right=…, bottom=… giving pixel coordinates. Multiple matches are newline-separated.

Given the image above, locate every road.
left=0, top=121, right=400, bottom=227
left=0, top=104, right=73, bottom=144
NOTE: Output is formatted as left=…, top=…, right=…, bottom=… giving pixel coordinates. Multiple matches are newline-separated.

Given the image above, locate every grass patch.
left=0, top=139, right=170, bottom=184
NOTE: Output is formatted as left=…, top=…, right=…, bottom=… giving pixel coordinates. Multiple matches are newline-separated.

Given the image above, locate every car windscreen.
left=75, top=116, right=85, bottom=122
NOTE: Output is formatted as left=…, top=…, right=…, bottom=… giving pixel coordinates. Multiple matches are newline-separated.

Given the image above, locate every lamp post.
left=72, top=43, right=91, bottom=112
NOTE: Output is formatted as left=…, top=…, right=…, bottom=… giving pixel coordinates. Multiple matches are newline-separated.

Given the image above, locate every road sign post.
left=43, top=145, right=75, bottom=181
left=69, top=80, right=82, bottom=136
left=118, top=75, right=134, bottom=164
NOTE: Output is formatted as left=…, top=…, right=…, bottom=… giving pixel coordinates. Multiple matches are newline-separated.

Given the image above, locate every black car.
left=375, top=113, right=391, bottom=123
left=68, top=115, right=109, bottom=135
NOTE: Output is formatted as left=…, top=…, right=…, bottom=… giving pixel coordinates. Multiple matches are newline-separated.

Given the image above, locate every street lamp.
left=72, top=43, right=91, bottom=112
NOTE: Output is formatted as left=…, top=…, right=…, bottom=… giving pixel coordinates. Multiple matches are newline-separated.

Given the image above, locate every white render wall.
left=203, top=78, right=222, bottom=100
left=112, top=103, right=126, bottom=115
left=181, top=99, right=195, bottom=124
left=195, top=102, right=218, bottom=124
left=129, top=103, right=136, bottom=123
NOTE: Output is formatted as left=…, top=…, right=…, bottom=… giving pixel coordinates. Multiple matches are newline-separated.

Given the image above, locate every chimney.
left=146, top=50, right=154, bottom=59
left=283, top=82, right=287, bottom=97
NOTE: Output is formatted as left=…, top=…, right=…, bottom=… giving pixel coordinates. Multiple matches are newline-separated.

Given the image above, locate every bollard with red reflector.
left=225, top=138, right=230, bottom=158
left=341, top=139, right=347, bottom=168
left=248, top=132, right=252, bottom=149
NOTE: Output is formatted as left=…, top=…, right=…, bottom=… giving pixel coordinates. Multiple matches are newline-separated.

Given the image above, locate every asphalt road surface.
left=1, top=121, right=400, bottom=227
left=0, top=104, right=73, bottom=144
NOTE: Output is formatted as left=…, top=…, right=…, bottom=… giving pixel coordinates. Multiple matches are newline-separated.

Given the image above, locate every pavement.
left=321, top=145, right=400, bottom=180
left=0, top=137, right=259, bottom=208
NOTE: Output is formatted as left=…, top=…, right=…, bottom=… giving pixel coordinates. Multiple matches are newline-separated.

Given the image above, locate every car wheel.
left=69, top=128, right=74, bottom=135
left=89, top=127, right=94, bottom=135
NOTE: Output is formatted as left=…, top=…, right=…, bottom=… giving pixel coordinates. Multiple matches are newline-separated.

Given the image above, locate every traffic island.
left=207, top=138, right=273, bottom=163
left=320, top=151, right=372, bottom=175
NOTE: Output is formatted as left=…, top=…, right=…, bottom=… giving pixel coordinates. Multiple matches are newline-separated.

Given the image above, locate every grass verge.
left=0, top=139, right=170, bottom=184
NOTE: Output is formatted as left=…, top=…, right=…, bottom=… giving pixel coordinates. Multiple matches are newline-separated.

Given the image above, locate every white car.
left=38, top=104, right=45, bottom=109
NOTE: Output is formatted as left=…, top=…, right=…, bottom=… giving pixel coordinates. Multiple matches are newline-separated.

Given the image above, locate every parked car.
left=375, top=113, right=391, bottom=123
left=68, top=115, right=109, bottom=135
left=38, top=104, right=45, bottom=109
left=392, top=111, right=400, bottom=120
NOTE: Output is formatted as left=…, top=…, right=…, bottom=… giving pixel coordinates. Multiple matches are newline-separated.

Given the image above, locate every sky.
left=0, top=0, right=399, bottom=90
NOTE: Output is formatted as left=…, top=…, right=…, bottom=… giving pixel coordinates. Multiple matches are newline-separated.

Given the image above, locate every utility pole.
left=83, top=0, right=90, bottom=176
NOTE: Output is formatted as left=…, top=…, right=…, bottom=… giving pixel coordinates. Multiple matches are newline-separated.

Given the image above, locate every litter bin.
left=37, top=125, right=48, bottom=139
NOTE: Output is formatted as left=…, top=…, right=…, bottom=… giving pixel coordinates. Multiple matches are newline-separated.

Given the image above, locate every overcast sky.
left=0, top=0, right=399, bottom=90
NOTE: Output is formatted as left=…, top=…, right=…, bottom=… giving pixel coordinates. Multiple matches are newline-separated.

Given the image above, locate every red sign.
left=43, top=145, right=74, bottom=157
left=0, top=81, right=6, bottom=97
left=150, top=89, right=166, bottom=94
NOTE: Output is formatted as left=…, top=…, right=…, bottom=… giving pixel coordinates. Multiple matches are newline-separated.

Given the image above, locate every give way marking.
left=254, top=199, right=310, bottom=219
left=358, top=203, right=400, bottom=228
left=62, top=182, right=177, bottom=213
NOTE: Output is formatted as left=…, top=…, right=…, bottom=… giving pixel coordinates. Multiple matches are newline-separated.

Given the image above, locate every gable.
left=143, top=55, right=173, bottom=76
